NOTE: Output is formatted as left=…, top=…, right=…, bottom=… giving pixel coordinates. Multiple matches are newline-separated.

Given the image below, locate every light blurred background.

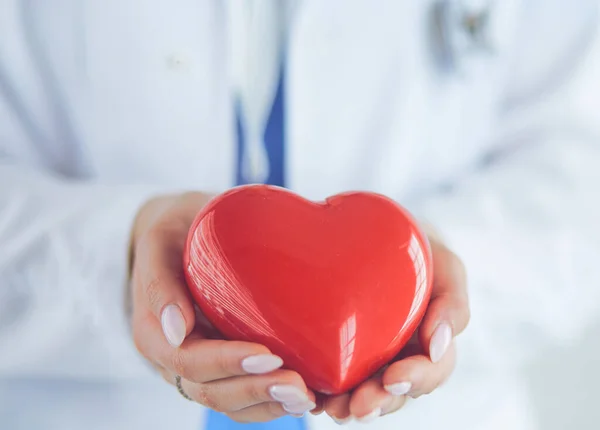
left=526, top=318, right=600, bottom=429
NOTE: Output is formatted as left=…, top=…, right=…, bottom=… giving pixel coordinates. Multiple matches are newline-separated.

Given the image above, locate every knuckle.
left=191, top=384, right=225, bottom=412
left=144, top=276, right=163, bottom=312
left=244, top=380, right=266, bottom=404
left=170, top=349, right=188, bottom=377
left=191, top=384, right=208, bottom=407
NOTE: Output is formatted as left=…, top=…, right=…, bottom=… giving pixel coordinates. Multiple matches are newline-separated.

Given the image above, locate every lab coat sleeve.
left=0, top=164, right=164, bottom=380
left=408, top=7, right=600, bottom=372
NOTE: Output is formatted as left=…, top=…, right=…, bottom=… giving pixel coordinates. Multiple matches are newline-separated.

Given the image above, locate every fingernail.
left=332, top=416, right=352, bottom=425
left=430, top=323, right=453, bottom=363
left=357, top=407, right=381, bottom=423
left=384, top=381, right=412, bottom=396
left=269, top=385, right=309, bottom=403
left=282, top=401, right=316, bottom=415
left=241, top=354, right=283, bottom=374
left=161, top=304, right=186, bottom=347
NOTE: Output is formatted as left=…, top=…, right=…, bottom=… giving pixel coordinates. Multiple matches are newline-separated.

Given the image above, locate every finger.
left=156, top=364, right=172, bottom=385
left=310, top=393, right=325, bottom=415
left=132, top=220, right=198, bottom=348
left=382, top=343, right=456, bottom=399
left=179, top=369, right=316, bottom=414
left=348, top=377, right=393, bottom=423
left=419, top=239, right=470, bottom=362
left=323, top=392, right=352, bottom=424
left=225, top=402, right=289, bottom=423
left=310, top=404, right=324, bottom=416
left=133, top=314, right=284, bottom=383
left=381, top=395, right=408, bottom=416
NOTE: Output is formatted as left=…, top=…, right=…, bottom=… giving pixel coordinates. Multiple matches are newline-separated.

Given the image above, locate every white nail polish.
left=269, top=385, right=309, bottom=403
left=332, top=416, right=352, bottom=425
left=282, top=401, right=316, bottom=415
left=384, top=381, right=412, bottom=396
left=357, top=407, right=381, bottom=423
left=241, top=354, right=283, bottom=374
left=430, top=323, right=452, bottom=363
left=161, top=304, right=186, bottom=347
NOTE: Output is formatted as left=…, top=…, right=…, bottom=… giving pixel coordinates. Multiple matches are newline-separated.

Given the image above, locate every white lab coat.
left=1, top=1, right=600, bottom=429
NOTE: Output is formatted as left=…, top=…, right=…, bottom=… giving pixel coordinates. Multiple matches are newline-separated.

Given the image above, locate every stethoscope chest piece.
left=431, top=0, right=495, bottom=74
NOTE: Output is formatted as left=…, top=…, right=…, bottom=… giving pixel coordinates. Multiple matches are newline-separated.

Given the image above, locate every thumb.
left=134, top=225, right=197, bottom=347
left=132, top=196, right=207, bottom=347
left=419, top=238, right=470, bottom=363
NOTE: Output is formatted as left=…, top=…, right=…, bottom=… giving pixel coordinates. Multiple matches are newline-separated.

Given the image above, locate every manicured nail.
left=241, top=354, right=283, bottom=374
left=384, top=381, right=412, bottom=396
left=161, top=304, right=186, bottom=347
left=332, top=416, right=352, bottom=425
left=430, top=323, right=452, bottom=363
left=282, top=401, right=316, bottom=415
left=357, top=407, right=381, bottom=423
left=269, top=385, right=309, bottom=403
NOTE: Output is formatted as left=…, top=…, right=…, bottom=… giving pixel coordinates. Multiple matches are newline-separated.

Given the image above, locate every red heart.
left=183, top=185, right=433, bottom=394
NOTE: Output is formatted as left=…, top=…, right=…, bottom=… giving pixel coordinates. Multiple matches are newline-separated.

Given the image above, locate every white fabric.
left=226, top=0, right=283, bottom=184
left=1, top=1, right=600, bottom=429
left=227, top=0, right=298, bottom=184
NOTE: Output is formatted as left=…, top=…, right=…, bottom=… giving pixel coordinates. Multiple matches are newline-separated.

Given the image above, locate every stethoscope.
left=232, top=0, right=497, bottom=185
left=0, top=0, right=497, bottom=184
left=431, top=0, right=495, bottom=73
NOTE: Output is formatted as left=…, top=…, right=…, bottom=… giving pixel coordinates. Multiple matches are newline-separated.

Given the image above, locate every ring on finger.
left=175, top=375, right=194, bottom=401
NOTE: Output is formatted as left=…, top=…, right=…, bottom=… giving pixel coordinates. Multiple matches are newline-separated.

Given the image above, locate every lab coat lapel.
left=286, top=0, right=520, bottom=203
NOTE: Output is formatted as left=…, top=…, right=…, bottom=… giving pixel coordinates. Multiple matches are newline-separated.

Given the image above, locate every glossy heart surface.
left=183, top=185, right=433, bottom=394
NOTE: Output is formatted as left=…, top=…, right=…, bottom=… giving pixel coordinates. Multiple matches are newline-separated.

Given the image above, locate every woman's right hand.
left=129, top=192, right=317, bottom=423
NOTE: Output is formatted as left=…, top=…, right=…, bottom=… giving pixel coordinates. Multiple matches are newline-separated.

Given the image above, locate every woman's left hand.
left=320, top=232, right=471, bottom=424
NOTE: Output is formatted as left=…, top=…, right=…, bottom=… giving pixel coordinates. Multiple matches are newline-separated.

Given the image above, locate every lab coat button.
left=166, top=54, right=189, bottom=71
